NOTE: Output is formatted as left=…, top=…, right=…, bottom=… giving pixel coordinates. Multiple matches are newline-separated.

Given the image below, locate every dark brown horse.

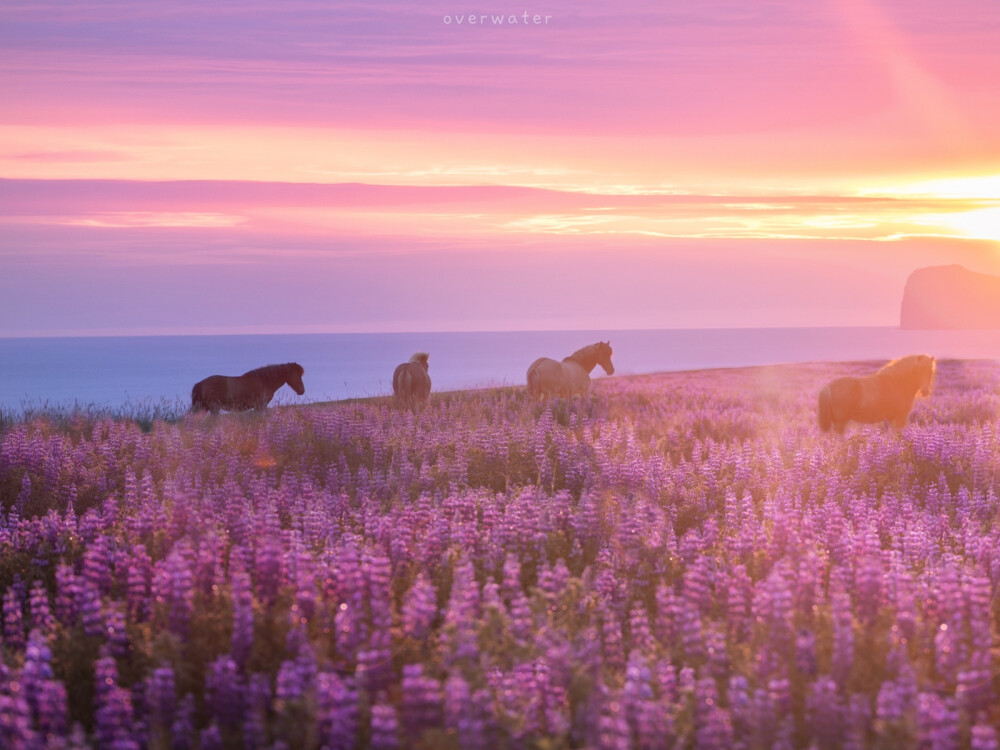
left=818, top=354, right=935, bottom=432
left=526, top=341, right=614, bottom=399
left=393, top=352, right=431, bottom=407
left=191, top=363, right=305, bottom=413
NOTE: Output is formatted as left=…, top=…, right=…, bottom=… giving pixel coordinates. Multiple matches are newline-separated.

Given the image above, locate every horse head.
left=288, top=363, right=306, bottom=395
left=410, top=352, right=430, bottom=371
left=597, top=341, right=615, bottom=375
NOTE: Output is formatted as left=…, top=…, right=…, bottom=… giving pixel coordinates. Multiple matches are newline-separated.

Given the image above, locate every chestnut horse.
left=191, top=362, right=305, bottom=413
left=393, top=352, right=431, bottom=407
left=818, top=354, right=935, bottom=432
left=526, top=341, right=614, bottom=399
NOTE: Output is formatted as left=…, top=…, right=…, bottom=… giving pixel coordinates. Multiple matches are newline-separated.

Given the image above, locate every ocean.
left=1, top=327, right=999, bottom=412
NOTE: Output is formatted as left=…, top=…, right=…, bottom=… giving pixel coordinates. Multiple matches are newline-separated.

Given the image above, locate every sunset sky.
left=2, top=0, right=999, bottom=336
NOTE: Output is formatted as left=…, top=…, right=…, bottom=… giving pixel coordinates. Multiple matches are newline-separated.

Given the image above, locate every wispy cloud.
left=2, top=178, right=997, bottom=244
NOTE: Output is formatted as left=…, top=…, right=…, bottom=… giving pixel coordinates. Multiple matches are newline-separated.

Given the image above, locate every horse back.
left=527, top=357, right=563, bottom=397
left=192, top=374, right=224, bottom=411
left=830, top=373, right=904, bottom=425
left=560, top=359, right=591, bottom=396
left=394, top=362, right=430, bottom=402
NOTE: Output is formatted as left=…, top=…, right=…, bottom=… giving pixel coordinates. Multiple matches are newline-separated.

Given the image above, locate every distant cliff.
left=900, top=265, right=1000, bottom=329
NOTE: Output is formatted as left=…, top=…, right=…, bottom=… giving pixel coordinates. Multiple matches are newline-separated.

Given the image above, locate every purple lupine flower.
left=703, top=623, right=728, bottom=680
left=806, top=676, right=844, bottom=749
left=243, top=672, right=272, bottom=750
left=725, top=564, right=753, bottom=640
left=204, top=656, right=244, bottom=730
left=400, top=663, right=443, bottom=739
left=595, top=685, right=631, bottom=750
left=501, top=553, right=522, bottom=602
left=753, top=561, right=794, bottom=658
left=677, top=597, right=704, bottom=662
left=27, top=581, right=55, bottom=636
left=13, top=472, right=31, bottom=520
left=916, top=692, right=959, bottom=750
left=934, top=623, right=960, bottom=684
left=876, top=674, right=914, bottom=727
left=20, top=629, right=54, bottom=714
left=628, top=602, right=654, bottom=655
left=369, top=701, right=399, bottom=750
left=957, top=665, right=994, bottom=716
left=229, top=560, right=255, bottom=670
left=2, top=588, right=25, bottom=652
left=683, top=556, right=714, bottom=614
left=971, top=723, right=999, bottom=750
left=401, top=574, right=437, bottom=642
left=844, top=693, right=872, bottom=750
left=537, top=559, right=571, bottom=604
left=317, top=672, right=357, bottom=750
left=444, top=674, right=490, bottom=750
left=126, top=544, right=152, bottom=621
left=510, top=590, right=535, bottom=643
left=34, top=679, right=69, bottom=739
left=693, top=677, right=733, bottom=749
left=275, top=652, right=309, bottom=705
left=78, top=580, right=104, bottom=639
left=146, top=665, right=176, bottom=734
left=82, top=534, right=113, bottom=595
left=440, top=558, right=480, bottom=665
left=854, top=553, right=883, bottom=623
left=623, top=651, right=670, bottom=749
left=655, top=583, right=680, bottom=648
left=0, top=691, right=36, bottom=748
left=104, top=603, right=129, bottom=658
left=94, top=655, right=138, bottom=750
left=199, top=722, right=223, bottom=750
left=830, top=587, right=854, bottom=688
left=253, top=530, right=283, bottom=607
left=795, top=628, right=817, bottom=678
left=151, top=546, right=194, bottom=639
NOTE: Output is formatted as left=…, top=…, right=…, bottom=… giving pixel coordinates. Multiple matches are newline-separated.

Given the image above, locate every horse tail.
left=398, top=368, right=413, bottom=406
left=818, top=385, right=833, bottom=432
left=191, top=382, right=205, bottom=412
left=527, top=365, right=539, bottom=398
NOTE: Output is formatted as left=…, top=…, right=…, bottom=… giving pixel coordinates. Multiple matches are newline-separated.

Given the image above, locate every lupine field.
left=1, top=360, right=999, bottom=749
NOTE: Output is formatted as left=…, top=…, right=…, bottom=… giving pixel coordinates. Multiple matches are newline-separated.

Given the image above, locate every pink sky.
left=1, top=0, right=999, bottom=335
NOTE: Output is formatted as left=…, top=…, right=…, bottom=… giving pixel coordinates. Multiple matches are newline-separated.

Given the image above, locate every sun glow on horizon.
left=916, top=206, right=1000, bottom=244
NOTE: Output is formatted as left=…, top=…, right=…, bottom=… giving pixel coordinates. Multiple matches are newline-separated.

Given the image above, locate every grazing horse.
left=526, top=341, right=614, bottom=399
left=191, top=363, right=305, bottom=413
left=818, top=354, right=935, bottom=432
left=393, top=352, right=431, bottom=407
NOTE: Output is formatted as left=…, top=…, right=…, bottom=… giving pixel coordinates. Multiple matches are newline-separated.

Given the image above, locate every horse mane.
left=242, top=362, right=302, bottom=387
left=565, top=342, right=612, bottom=368
left=409, top=352, right=430, bottom=367
left=876, top=354, right=933, bottom=382
left=564, top=343, right=598, bottom=365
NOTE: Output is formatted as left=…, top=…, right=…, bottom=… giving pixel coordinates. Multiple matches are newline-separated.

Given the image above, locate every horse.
left=393, top=352, right=431, bottom=408
left=191, top=362, right=305, bottom=413
left=526, top=341, right=614, bottom=399
left=818, top=354, right=935, bottom=432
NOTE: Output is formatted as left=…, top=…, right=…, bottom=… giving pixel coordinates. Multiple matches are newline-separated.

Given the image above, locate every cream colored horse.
left=526, top=341, right=614, bottom=399
left=393, top=352, right=431, bottom=407
left=818, top=354, right=935, bottom=432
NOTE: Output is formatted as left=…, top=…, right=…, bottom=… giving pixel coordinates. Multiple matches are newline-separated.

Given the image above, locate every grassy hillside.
left=1, top=361, right=998, bottom=748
